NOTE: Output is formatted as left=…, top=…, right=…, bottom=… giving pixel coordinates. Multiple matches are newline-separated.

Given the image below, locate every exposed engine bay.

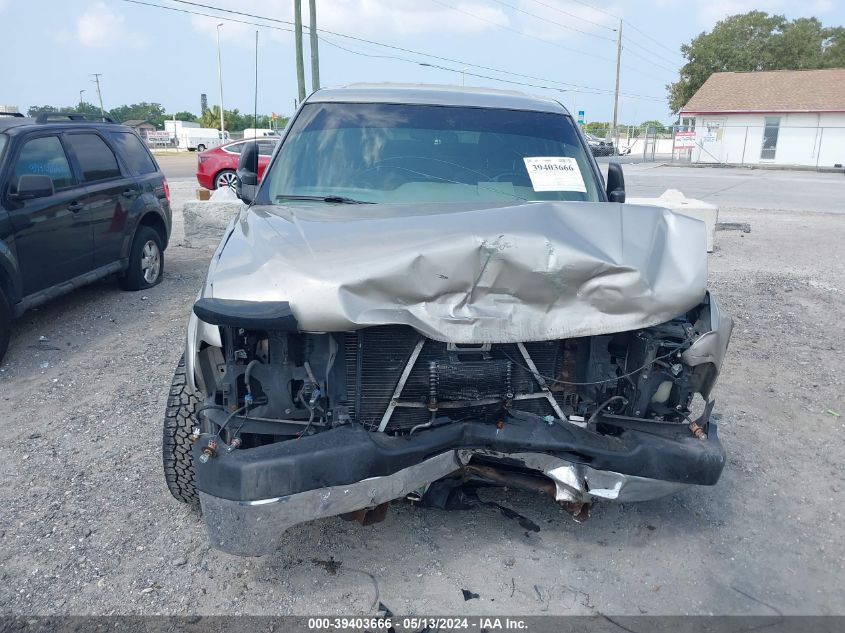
left=194, top=302, right=717, bottom=443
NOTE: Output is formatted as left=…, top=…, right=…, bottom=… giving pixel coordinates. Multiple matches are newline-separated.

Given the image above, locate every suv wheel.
left=214, top=169, right=238, bottom=191
left=0, top=288, right=11, bottom=364
left=119, top=226, right=164, bottom=291
left=163, top=354, right=200, bottom=506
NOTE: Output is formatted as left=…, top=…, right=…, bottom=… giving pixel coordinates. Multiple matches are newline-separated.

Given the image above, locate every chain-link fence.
left=662, top=123, right=844, bottom=169
left=585, top=122, right=844, bottom=169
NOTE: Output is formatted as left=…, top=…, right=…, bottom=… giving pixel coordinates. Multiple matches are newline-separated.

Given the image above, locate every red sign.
left=673, top=130, right=696, bottom=149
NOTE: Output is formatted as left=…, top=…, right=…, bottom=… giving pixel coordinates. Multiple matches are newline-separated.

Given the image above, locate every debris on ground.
left=461, top=589, right=479, bottom=601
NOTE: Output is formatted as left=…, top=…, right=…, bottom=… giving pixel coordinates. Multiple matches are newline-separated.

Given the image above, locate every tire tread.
left=162, top=354, right=200, bottom=506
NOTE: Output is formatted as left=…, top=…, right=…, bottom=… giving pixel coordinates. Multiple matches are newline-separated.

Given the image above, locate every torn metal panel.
left=502, top=452, right=689, bottom=503
left=203, top=200, right=708, bottom=343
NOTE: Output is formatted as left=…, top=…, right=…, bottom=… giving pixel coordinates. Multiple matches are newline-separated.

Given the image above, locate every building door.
left=760, top=117, right=780, bottom=160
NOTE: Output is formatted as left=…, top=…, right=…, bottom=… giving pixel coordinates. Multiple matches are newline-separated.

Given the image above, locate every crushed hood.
left=204, top=200, right=708, bottom=343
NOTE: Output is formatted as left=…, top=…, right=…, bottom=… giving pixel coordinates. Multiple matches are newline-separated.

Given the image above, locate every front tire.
left=0, top=288, right=11, bottom=363
left=119, top=226, right=164, bottom=291
left=163, top=354, right=200, bottom=506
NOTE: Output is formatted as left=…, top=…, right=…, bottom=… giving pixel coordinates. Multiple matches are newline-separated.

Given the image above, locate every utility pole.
left=216, top=23, right=225, bottom=135
left=309, top=0, right=320, bottom=91
left=79, top=89, right=85, bottom=110
left=91, top=74, right=105, bottom=120
left=611, top=20, right=622, bottom=150
left=294, top=0, right=306, bottom=102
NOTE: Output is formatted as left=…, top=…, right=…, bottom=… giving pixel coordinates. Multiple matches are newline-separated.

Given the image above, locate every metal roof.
left=307, top=83, right=570, bottom=114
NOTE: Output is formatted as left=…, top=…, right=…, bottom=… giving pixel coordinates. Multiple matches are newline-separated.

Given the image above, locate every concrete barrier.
left=182, top=188, right=244, bottom=248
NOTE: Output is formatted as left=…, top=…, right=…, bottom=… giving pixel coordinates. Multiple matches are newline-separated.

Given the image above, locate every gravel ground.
left=0, top=170, right=843, bottom=616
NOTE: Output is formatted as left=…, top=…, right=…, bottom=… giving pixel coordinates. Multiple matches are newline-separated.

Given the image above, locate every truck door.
left=62, top=132, right=139, bottom=268
left=5, top=134, right=93, bottom=296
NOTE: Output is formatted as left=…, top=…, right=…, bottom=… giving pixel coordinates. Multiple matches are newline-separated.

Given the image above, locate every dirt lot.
left=0, top=167, right=843, bottom=616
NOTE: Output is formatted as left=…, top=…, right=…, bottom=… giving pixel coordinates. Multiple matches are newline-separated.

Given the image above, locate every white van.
left=242, top=128, right=279, bottom=139
left=178, top=127, right=229, bottom=151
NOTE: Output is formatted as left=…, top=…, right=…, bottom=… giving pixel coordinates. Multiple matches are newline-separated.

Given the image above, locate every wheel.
left=163, top=354, right=200, bottom=506
left=0, top=288, right=11, bottom=364
left=214, top=169, right=239, bottom=191
left=119, top=226, right=164, bottom=291
left=196, top=144, right=206, bottom=152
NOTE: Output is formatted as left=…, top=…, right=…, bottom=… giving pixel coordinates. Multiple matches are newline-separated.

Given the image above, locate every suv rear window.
left=64, top=133, right=121, bottom=182
left=109, top=131, right=158, bottom=175
left=13, top=135, right=75, bottom=190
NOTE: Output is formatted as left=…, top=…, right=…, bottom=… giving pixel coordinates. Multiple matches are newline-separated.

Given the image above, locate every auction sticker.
left=523, top=156, right=586, bottom=192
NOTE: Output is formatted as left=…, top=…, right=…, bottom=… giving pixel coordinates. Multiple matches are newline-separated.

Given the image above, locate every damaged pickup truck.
left=163, top=84, right=732, bottom=556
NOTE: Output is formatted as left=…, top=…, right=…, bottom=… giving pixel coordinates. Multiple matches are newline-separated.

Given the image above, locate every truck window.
left=267, top=103, right=600, bottom=204
left=13, top=135, right=75, bottom=190
left=64, top=133, right=122, bottom=182
left=109, top=131, right=157, bottom=175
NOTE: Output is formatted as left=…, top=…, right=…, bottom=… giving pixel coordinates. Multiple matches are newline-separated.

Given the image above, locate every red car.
left=196, top=138, right=279, bottom=191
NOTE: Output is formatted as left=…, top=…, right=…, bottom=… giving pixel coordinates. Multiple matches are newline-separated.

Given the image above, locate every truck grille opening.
left=343, top=325, right=577, bottom=432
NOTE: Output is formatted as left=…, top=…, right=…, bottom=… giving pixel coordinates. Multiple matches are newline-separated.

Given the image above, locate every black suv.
left=0, top=112, right=172, bottom=361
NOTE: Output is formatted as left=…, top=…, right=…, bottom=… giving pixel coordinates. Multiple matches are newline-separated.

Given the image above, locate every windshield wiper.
left=275, top=194, right=374, bottom=204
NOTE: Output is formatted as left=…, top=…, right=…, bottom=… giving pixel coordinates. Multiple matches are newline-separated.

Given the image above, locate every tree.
left=170, top=111, right=197, bottom=122
left=198, top=106, right=286, bottom=132
left=639, top=120, right=667, bottom=134
left=108, top=102, right=167, bottom=127
left=28, top=102, right=105, bottom=118
left=583, top=121, right=611, bottom=136
left=668, top=11, right=845, bottom=112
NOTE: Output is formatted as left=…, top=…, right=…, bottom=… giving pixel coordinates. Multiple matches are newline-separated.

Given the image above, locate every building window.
left=760, top=116, right=780, bottom=160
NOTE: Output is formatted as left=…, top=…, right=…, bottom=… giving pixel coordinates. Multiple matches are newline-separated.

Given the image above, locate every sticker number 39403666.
left=522, top=157, right=587, bottom=193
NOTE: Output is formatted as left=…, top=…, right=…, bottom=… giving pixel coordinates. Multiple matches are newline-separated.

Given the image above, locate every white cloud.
left=188, top=0, right=510, bottom=48
left=513, top=0, right=621, bottom=43
left=75, top=2, right=144, bottom=49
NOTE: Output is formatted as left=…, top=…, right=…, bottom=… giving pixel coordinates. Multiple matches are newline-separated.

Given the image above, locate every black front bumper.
left=194, top=411, right=725, bottom=503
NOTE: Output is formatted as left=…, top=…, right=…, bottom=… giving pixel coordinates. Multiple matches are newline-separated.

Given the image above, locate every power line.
left=167, top=0, right=614, bottom=64
left=426, top=0, right=615, bottom=62
left=624, top=36, right=681, bottom=69
left=533, top=0, right=685, bottom=62
left=624, top=46, right=680, bottom=75
left=120, top=0, right=295, bottom=34
left=119, top=0, right=668, bottom=102
left=319, top=33, right=665, bottom=101
left=624, top=18, right=687, bottom=60
left=521, top=0, right=616, bottom=30
left=486, top=0, right=615, bottom=41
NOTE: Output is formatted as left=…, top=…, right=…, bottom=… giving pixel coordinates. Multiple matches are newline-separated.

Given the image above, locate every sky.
left=1, top=0, right=843, bottom=125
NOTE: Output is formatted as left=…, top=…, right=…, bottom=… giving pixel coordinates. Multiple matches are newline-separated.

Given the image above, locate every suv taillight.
left=163, top=179, right=171, bottom=203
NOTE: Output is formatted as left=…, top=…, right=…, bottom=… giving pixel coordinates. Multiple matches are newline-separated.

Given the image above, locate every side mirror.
left=236, top=141, right=259, bottom=204
left=606, top=161, right=626, bottom=203
left=14, top=174, right=55, bottom=200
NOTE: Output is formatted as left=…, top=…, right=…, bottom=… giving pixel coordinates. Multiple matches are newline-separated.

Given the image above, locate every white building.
left=680, top=68, right=845, bottom=168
